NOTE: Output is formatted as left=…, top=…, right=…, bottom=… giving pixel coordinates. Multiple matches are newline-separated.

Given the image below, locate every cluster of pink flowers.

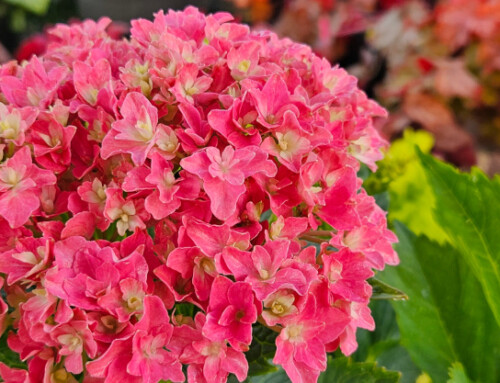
left=0, top=7, right=397, bottom=383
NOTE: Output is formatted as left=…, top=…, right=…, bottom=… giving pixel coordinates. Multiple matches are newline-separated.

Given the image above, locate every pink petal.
left=0, top=190, right=39, bottom=228
left=61, top=211, right=96, bottom=239
left=203, top=178, right=245, bottom=220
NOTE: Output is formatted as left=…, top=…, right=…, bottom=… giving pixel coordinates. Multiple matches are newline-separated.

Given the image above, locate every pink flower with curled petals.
left=167, top=247, right=217, bottom=302
left=86, top=337, right=142, bottom=383
left=0, top=237, right=52, bottom=285
left=317, top=167, right=361, bottom=231
left=154, top=264, right=196, bottom=304
left=173, top=63, right=213, bottom=103
left=181, top=216, right=250, bottom=273
left=0, top=104, right=38, bottom=146
left=207, top=94, right=260, bottom=148
left=87, top=296, right=184, bottom=382
left=321, top=248, right=373, bottom=303
left=73, top=59, right=115, bottom=109
left=127, top=296, right=185, bottom=383
left=261, top=111, right=312, bottom=172
left=181, top=145, right=276, bottom=219
left=203, top=276, right=258, bottom=350
left=171, top=313, right=249, bottom=383
left=45, top=236, right=148, bottom=311
left=223, top=239, right=317, bottom=300
left=122, top=153, right=200, bottom=221
left=104, top=188, right=149, bottom=236
left=51, top=309, right=98, bottom=374
left=335, top=300, right=375, bottom=356
left=268, top=216, right=309, bottom=242
left=248, top=74, right=299, bottom=128
left=146, top=152, right=200, bottom=219
left=175, top=102, right=212, bottom=153
left=30, top=115, right=77, bottom=173
left=274, top=288, right=350, bottom=383
left=87, top=295, right=184, bottom=383
left=261, top=289, right=302, bottom=326
left=330, top=211, right=399, bottom=270
left=227, top=41, right=263, bottom=81
left=101, top=92, right=168, bottom=165
left=97, top=277, right=147, bottom=322
left=0, top=146, right=56, bottom=228
left=0, top=56, right=68, bottom=108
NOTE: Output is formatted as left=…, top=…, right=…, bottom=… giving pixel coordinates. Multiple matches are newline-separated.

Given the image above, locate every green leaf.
left=9, top=7, right=26, bottom=33
left=249, top=368, right=288, bottom=383
left=418, top=151, right=500, bottom=326
left=354, top=301, right=399, bottom=361
left=317, top=358, right=400, bottom=383
left=368, top=344, right=420, bottom=383
left=249, top=357, right=400, bottom=383
left=379, top=223, right=500, bottom=383
left=365, top=129, right=434, bottom=196
left=246, top=324, right=279, bottom=377
left=173, top=302, right=196, bottom=317
left=4, top=0, right=50, bottom=15
left=354, top=301, right=421, bottom=383
left=365, top=130, right=448, bottom=243
left=368, top=278, right=408, bottom=301
left=146, top=226, right=155, bottom=239
left=386, top=132, right=448, bottom=243
left=367, top=301, right=399, bottom=343
left=0, top=331, right=26, bottom=370
left=260, top=210, right=276, bottom=224
left=373, top=192, right=389, bottom=212
left=357, top=164, right=371, bottom=181
left=447, top=363, right=473, bottom=383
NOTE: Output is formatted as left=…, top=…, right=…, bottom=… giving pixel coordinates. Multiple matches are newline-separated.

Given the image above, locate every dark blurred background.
left=1, top=0, right=500, bottom=174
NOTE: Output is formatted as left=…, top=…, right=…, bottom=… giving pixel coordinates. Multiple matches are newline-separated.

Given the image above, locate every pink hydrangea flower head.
left=0, top=6, right=398, bottom=383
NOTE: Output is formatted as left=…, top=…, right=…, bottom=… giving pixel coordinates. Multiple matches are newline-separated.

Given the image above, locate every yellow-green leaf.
left=379, top=223, right=500, bottom=383
left=418, top=151, right=500, bottom=327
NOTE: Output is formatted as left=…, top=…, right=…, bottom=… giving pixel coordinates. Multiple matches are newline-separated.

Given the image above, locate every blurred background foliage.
left=0, top=0, right=76, bottom=50
left=2, top=0, right=500, bottom=174
left=1, top=1, right=499, bottom=382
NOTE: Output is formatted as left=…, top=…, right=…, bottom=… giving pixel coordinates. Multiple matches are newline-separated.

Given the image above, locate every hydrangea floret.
left=0, top=7, right=398, bottom=383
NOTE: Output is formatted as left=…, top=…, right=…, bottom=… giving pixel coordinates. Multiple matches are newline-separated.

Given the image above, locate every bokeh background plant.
left=0, top=1, right=499, bottom=383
